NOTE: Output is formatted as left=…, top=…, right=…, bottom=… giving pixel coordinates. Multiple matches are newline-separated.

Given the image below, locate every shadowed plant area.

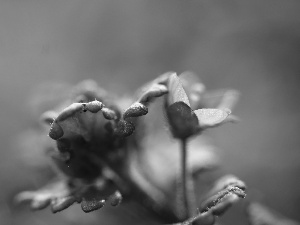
left=1, top=1, right=300, bottom=225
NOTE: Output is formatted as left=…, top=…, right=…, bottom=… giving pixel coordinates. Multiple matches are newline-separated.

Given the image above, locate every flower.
left=165, top=73, right=232, bottom=140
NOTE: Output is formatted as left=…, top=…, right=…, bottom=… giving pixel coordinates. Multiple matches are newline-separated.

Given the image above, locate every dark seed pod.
left=123, top=102, right=148, bottom=119
left=86, top=100, right=103, bottom=113
left=114, top=120, right=135, bottom=137
left=102, top=108, right=117, bottom=120
left=110, top=191, right=122, bottom=207
left=49, top=122, right=64, bottom=140
left=81, top=199, right=106, bottom=213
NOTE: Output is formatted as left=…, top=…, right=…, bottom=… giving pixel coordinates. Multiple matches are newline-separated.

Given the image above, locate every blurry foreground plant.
left=15, top=72, right=298, bottom=225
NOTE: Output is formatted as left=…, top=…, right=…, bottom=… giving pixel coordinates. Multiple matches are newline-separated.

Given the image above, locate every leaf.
left=167, top=73, right=190, bottom=106
left=194, top=108, right=231, bottom=129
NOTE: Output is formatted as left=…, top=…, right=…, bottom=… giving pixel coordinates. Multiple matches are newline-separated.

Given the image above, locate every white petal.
left=167, top=73, right=190, bottom=106
left=194, top=108, right=230, bottom=129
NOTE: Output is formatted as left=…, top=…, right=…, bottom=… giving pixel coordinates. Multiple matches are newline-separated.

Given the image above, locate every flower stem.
left=181, top=138, right=189, bottom=218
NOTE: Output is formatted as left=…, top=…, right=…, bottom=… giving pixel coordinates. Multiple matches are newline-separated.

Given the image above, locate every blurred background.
left=0, top=0, right=300, bottom=224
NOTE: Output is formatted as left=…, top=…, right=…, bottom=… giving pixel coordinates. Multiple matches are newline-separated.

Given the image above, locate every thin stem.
left=181, top=138, right=189, bottom=218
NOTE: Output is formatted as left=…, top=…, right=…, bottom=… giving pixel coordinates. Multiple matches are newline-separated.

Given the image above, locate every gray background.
left=0, top=1, right=299, bottom=224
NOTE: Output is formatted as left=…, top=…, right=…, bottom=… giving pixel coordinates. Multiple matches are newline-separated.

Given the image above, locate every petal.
left=167, top=73, right=190, bottom=106
left=200, top=89, right=240, bottom=110
left=179, top=71, right=206, bottom=110
left=194, top=108, right=231, bottom=129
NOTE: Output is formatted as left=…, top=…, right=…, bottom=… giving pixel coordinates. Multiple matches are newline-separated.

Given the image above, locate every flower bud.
left=166, top=102, right=199, bottom=139
left=110, top=191, right=122, bottom=207
left=102, top=108, right=117, bottom=120
left=85, top=100, right=103, bottom=113
left=123, top=102, right=148, bottom=119
left=81, top=199, right=106, bottom=213
left=114, top=120, right=135, bottom=137
left=49, top=122, right=64, bottom=140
